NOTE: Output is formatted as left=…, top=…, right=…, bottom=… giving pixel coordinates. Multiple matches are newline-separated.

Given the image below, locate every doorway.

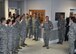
left=29, top=10, right=45, bottom=23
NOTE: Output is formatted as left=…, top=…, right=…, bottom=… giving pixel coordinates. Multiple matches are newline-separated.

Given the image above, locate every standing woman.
left=42, top=16, right=53, bottom=49
left=0, top=17, right=8, bottom=54
left=68, top=15, right=76, bottom=54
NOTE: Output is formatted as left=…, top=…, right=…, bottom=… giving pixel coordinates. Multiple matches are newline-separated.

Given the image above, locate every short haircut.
left=6, top=19, right=11, bottom=24
left=12, top=19, right=16, bottom=24
left=0, top=17, right=6, bottom=23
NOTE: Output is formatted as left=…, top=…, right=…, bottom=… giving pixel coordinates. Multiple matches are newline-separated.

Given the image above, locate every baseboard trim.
left=49, top=39, right=59, bottom=44
left=40, top=38, right=59, bottom=44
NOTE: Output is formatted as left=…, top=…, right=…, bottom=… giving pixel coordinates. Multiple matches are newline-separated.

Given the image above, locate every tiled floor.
left=18, top=38, right=69, bottom=54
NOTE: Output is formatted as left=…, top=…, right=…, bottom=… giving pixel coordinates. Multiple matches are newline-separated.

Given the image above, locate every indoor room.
left=0, top=0, right=76, bottom=54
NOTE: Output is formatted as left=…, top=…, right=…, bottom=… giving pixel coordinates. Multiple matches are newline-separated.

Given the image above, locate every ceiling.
left=0, top=0, right=24, bottom=2
left=9, top=0, right=24, bottom=1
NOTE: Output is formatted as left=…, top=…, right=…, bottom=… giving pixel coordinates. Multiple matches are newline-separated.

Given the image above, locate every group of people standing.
left=0, top=14, right=28, bottom=54
left=1, top=11, right=76, bottom=54
left=67, top=13, right=76, bottom=54
left=23, top=13, right=53, bottom=49
left=0, top=12, right=48, bottom=54
left=25, top=13, right=41, bottom=41
left=57, top=12, right=76, bottom=54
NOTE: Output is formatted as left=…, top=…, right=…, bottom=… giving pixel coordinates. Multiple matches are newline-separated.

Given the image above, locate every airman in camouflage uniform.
left=68, top=16, right=76, bottom=54
left=14, top=15, right=21, bottom=50
left=28, top=16, right=33, bottom=38
left=42, top=16, right=53, bottom=49
left=20, top=14, right=27, bottom=47
left=0, top=17, right=8, bottom=54
left=6, top=19, right=13, bottom=54
left=57, top=14, right=65, bottom=44
left=25, top=13, right=29, bottom=38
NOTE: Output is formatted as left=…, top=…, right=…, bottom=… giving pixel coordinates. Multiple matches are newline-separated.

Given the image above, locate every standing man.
left=65, top=12, right=74, bottom=41
left=20, top=14, right=27, bottom=47
left=57, top=14, right=65, bottom=44
left=33, top=13, right=41, bottom=41
left=68, top=16, right=76, bottom=54
left=28, top=15, right=33, bottom=38
left=25, top=13, right=29, bottom=38
left=42, top=16, right=53, bottom=49
left=6, top=19, right=13, bottom=54
left=32, top=14, right=35, bottom=39
left=15, top=15, right=21, bottom=49
left=12, top=19, right=20, bottom=53
left=0, top=17, right=8, bottom=54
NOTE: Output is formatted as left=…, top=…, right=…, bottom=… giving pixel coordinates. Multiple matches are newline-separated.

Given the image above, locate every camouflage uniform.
left=20, top=18, right=26, bottom=45
left=26, top=16, right=29, bottom=38
left=32, top=17, right=35, bottom=37
left=14, top=21, right=21, bottom=49
left=0, top=24, right=8, bottom=54
left=68, top=22, right=76, bottom=54
left=57, top=18, right=65, bottom=43
left=6, top=25, right=13, bottom=54
left=33, top=17, right=40, bottom=40
left=43, top=21, right=53, bottom=47
left=28, top=17, right=33, bottom=38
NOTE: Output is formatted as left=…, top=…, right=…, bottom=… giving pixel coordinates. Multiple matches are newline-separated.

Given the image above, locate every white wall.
left=27, top=0, right=51, bottom=19
left=8, top=0, right=27, bottom=15
left=17, top=0, right=28, bottom=15
left=9, top=1, right=18, bottom=9
left=17, top=1, right=24, bottom=15
left=51, top=0, right=76, bottom=28
left=23, top=0, right=28, bottom=14
left=8, top=0, right=76, bottom=28
left=27, top=0, right=76, bottom=28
